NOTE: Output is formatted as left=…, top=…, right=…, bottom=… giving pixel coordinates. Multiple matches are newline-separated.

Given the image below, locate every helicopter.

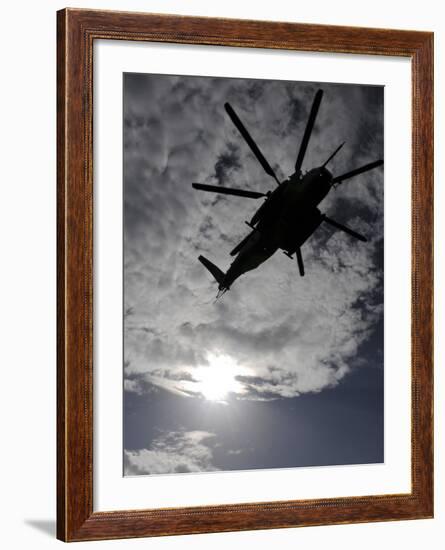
left=192, top=89, right=383, bottom=298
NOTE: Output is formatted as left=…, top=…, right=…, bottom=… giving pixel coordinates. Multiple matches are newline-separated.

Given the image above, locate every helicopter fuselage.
left=221, top=167, right=333, bottom=290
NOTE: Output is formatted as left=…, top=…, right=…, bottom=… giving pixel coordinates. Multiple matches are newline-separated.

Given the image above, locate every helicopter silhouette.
left=192, top=89, right=383, bottom=298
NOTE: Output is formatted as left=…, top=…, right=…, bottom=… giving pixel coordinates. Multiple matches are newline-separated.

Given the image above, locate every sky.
left=122, top=72, right=384, bottom=476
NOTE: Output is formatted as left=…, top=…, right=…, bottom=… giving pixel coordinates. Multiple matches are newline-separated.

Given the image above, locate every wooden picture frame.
left=57, top=8, right=434, bottom=542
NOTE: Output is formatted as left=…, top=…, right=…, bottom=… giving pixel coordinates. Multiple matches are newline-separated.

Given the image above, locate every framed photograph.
left=57, top=8, right=433, bottom=542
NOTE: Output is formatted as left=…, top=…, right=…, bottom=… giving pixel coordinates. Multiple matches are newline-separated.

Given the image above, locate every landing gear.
left=283, top=247, right=304, bottom=276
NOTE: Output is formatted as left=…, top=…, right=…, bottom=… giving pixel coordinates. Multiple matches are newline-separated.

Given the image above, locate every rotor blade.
left=322, top=141, right=345, bottom=167
left=192, top=183, right=266, bottom=199
left=323, top=216, right=367, bottom=242
left=332, top=159, right=383, bottom=184
left=224, top=102, right=280, bottom=185
left=296, top=247, right=305, bottom=276
left=295, top=89, right=323, bottom=173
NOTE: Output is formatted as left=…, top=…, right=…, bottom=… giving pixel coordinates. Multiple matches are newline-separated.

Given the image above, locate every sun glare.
left=194, top=353, right=246, bottom=402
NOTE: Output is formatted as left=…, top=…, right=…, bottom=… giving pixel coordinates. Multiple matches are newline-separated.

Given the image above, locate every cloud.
left=123, top=73, right=384, bottom=401
left=124, top=378, right=145, bottom=395
left=124, top=430, right=218, bottom=475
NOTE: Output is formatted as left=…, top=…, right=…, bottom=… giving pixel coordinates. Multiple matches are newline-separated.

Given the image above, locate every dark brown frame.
left=57, top=8, right=434, bottom=542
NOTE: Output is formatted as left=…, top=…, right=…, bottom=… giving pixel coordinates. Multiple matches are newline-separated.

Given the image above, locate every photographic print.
left=123, top=73, right=384, bottom=477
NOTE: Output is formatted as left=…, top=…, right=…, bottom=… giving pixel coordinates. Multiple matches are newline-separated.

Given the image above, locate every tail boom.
left=198, top=255, right=228, bottom=290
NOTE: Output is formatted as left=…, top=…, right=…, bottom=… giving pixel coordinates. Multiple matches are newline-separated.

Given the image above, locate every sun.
left=194, top=353, right=246, bottom=402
